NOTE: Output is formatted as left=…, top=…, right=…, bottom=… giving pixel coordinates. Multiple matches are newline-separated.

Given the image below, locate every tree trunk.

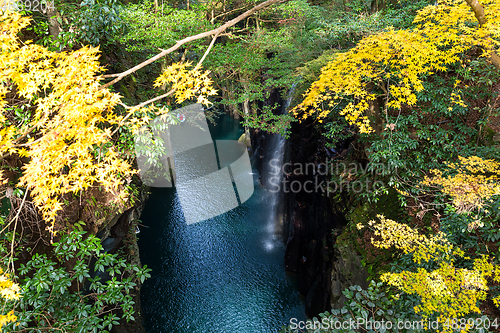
left=464, top=0, right=500, bottom=70
left=46, top=7, right=61, bottom=39
left=366, top=82, right=383, bottom=135
left=370, top=0, right=385, bottom=13
left=489, top=51, right=500, bottom=70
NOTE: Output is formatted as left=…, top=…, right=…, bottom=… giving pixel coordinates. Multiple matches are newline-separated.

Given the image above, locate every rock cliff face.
left=249, top=112, right=349, bottom=318
left=93, top=189, right=148, bottom=333
left=246, top=91, right=358, bottom=318
left=330, top=244, right=369, bottom=309
left=242, top=92, right=366, bottom=318
left=281, top=118, right=349, bottom=317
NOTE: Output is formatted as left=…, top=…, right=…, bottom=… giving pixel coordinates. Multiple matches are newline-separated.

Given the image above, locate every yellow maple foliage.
left=0, top=310, right=16, bottom=328
left=294, top=0, right=500, bottom=132
left=423, top=156, right=500, bottom=213
left=357, top=215, right=464, bottom=265
left=0, top=11, right=218, bottom=233
left=0, top=268, right=20, bottom=328
left=154, top=61, right=218, bottom=106
left=361, top=216, right=500, bottom=332
left=0, top=12, right=133, bottom=232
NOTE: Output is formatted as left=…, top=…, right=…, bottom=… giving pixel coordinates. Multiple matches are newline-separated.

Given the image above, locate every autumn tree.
left=355, top=216, right=500, bottom=332
left=284, top=1, right=500, bottom=331
left=294, top=0, right=499, bottom=132
left=1, top=0, right=285, bottom=229
left=0, top=0, right=286, bottom=329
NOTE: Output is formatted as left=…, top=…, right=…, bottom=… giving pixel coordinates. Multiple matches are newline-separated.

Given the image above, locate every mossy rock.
left=238, top=133, right=251, bottom=148
left=334, top=189, right=409, bottom=279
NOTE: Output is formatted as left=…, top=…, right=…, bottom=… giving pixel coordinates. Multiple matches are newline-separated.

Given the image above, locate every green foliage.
left=297, top=49, right=339, bottom=85
left=334, top=193, right=409, bottom=280
left=380, top=0, right=435, bottom=29
left=24, top=0, right=124, bottom=50
left=120, top=0, right=211, bottom=55
left=202, top=0, right=329, bottom=132
left=336, top=58, right=500, bottom=203
left=240, top=104, right=297, bottom=137
left=439, top=196, right=500, bottom=261
left=3, top=227, right=151, bottom=332
left=308, top=0, right=500, bottom=323
left=295, top=0, right=500, bottom=200
left=281, top=281, right=420, bottom=333
left=71, top=0, right=125, bottom=46
left=133, top=109, right=178, bottom=182
left=361, top=216, right=500, bottom=331
left=115, top=0, right=436, bottom=136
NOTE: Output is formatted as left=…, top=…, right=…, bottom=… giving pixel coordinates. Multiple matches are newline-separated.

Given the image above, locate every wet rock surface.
left=280, top=118, right=348, bottom=317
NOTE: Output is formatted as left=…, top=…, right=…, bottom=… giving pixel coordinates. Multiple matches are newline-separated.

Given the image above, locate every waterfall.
left=138, top=111, right=308, bottom=332
left=261, top=83, right=297, bottom=187
left=261, top=83, right=297, bottom=250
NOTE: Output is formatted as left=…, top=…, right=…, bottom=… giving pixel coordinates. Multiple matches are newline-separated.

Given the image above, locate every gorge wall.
left=282, top=118, right=348, bottom=317
left=245, top=89, right=351, bottom=318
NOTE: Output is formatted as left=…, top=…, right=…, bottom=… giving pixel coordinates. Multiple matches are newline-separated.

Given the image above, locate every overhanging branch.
left=101, top=0, right=287, bottom=89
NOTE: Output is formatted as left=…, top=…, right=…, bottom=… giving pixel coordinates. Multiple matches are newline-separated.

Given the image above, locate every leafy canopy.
left=0, top=10, right=217, bottom=233
left=293, top=0, right=500, bottom=132
left=423, top=156, right=500, bottom=213
left=1, top=224, right=151, bottom=332
left=359, top=216, right=500, bottom=331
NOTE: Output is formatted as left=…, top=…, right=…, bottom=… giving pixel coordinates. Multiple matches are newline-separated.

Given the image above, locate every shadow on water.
left=138, top=113, right=306, bottom=333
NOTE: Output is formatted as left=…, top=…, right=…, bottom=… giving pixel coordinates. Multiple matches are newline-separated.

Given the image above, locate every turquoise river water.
left=138, top=114, right=306, bottom=333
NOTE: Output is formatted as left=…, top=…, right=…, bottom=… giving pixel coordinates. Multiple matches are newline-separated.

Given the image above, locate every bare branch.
left=110, top=89, right=175, bottom=137
left=212, top=5, right=250, bottom=21
left=110, top=34, right=219, bottom=134
left=101, top=0, right=287, bottom=89
left=195, top=33, right=219, bottom=70
left=123, top=89, right=175, bottom=111
left=10, top=190, right=27, bottom=272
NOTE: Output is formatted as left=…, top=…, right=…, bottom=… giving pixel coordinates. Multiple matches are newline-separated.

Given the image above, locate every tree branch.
left=195, top=33, right=219, bottom=70
left=490, top=50, right=500, bottom=70
left=109, top=89, right=176, bottom=137
left=464, top=0, right=486, bottom=26
left=101, top=0, right=286, bottom=89
left=464, top=0, right=500, bottom=70
left=212, top=5, right=250, bottom=22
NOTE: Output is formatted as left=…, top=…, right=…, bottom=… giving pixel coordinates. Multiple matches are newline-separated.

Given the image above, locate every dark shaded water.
left=138, top=115, right=306, bottom=333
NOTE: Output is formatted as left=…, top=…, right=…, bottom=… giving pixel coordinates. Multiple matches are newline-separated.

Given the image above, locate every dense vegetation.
left=283, top=0, right=500, bottom=331
left=0, top=0, right=499, bottom=330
